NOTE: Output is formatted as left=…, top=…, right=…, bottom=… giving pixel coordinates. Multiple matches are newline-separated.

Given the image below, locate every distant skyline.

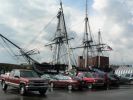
left=0, top=0, right=133, bottom=65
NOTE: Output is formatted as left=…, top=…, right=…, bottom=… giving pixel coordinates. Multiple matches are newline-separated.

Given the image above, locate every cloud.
left=0, top=0, right=59, bottom=64
left=0, top=0, right=80, bottom=64
left=92, top=0, right=133, bottom=65
left=0, top=0, right=132, bottom=65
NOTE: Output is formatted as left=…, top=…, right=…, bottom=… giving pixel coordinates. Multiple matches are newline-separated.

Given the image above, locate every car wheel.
left=68, top=85, right=72, bottom=91
left=39, top=89, right=47, bottom=95
left=20, top=85, right=26, bottom=96
left=88, top=84, right=93, bottom=89
left=50, top=82, right=54, bottom=88
left=2, top=81, right=8, bottom=91
left=105, top=83, right=110, bottom=90
left=78, top=86, right=83, bottom=90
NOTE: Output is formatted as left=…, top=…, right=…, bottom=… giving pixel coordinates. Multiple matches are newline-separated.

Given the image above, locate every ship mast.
left=71, top=0, right=95, bottom=68
left=96, top=30, right=112, bottom=68
left=83, top=0, right=93, bottom=68
left=45, top=0, right=72, bottom=71
left=97, top=30, right=102, bottom=68
left=60, top=1, right=72, bottom=71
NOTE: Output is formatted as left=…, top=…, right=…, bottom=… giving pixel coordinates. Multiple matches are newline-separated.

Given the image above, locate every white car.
left=122, top=73, right=133, bottom=84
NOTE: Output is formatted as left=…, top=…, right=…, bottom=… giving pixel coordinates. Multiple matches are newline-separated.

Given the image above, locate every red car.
left=75, top=72, right=105, bottom=89
left=1, top=69, right=49, bottom=95
left=49, top=74, right=80, bottom=90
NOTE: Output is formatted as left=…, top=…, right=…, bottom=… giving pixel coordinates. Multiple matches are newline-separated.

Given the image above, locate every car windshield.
left=108, top=74, right=116, bottom=80
left=125, top=74, right=130, bottom=77
left=92, top=73, right=101, bottom=78
left=84, top=72, right=93, bottom=78
left=131, top=74, right=133, bottom=77
left=20, top=70, right=39, bottom=78
left=55, top=75, right=72, bottom=80
left=41, top=74, right=53, bottom=79
left=42, top=74, right=50, bottom=78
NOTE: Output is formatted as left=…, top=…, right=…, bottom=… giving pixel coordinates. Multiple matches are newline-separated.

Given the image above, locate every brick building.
left=78, top=56, right=109, bottom=68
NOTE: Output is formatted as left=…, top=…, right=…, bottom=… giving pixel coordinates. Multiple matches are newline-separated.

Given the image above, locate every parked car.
left=108, top=73, right=130, bottom=85
left=121, top=73, right=133, bottom=84
left=46, top=74, right=80, bottom=90
left=0, top=72, right=10, bottom=82
left=74, top=72, right=105, bottom=89
left=91, top=68, right=120, bottom=89
left=117, top=75, right=131, bottom=84
left=1, top=69, right=49, bottom=95
left=41, top=74, right=54, bottom=81
left=106, top=73, right=120, bottom=88
left=90, top=68, right=107, bottom=81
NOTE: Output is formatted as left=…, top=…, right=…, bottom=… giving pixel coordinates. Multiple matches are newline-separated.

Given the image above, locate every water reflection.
left=2, top=91, right=47, bottom=100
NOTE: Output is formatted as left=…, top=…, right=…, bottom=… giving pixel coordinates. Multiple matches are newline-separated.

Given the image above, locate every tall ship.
left=0, top=0, right=113, bottom=74
left=75, top=0, right=112, bottom=70
left=0, top=0, right=74, bottom=75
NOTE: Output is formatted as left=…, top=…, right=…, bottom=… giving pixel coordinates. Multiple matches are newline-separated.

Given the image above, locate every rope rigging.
left=0, top=37, right=22, bottom=63
left=0, top=34, right=40, bottom=64
left=26, top=15, right=57, bottom=49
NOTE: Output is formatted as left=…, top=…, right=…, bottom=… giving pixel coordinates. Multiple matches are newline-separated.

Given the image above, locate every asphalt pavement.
left=0, top=85, right=133, bottom=100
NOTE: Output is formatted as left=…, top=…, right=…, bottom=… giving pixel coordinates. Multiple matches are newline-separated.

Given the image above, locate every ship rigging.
left=72, top=0, right=96, bottom=68
left=45, top=0, right=74, bottom=71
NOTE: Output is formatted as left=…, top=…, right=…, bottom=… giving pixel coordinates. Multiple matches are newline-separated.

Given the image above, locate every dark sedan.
left=106, top=73, right=120, bottom=89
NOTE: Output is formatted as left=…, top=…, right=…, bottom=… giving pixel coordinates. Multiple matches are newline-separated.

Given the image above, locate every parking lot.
left=0, top=85, right=133, bottom=100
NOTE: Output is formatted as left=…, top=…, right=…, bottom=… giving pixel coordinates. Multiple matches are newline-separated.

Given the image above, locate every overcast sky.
left=0, top=0, right=132, bottom=65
